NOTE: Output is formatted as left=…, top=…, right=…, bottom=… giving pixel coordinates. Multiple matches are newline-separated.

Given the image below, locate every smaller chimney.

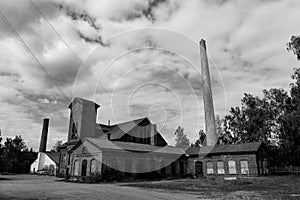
left=108, top=120, right=110, bottom=126
left=39, top=118, right=49, bottom=152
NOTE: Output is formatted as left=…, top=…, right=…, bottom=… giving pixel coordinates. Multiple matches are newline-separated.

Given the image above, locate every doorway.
left=195, top=161, right=203, bottom=177
left=81, top=160, right=87, bottom=176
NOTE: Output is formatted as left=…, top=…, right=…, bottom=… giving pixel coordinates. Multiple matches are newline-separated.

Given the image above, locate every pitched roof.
left=45, top=152, right=60, bottom=165
left=83, top=137, right=184, bottom=155
left=96, top=117, right=150, bottom=140
left=186, top=142, right=263, bottom=157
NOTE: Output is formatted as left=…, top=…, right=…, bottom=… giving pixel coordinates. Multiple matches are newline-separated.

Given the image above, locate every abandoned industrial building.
left=30, top=40, right=269, bottom=179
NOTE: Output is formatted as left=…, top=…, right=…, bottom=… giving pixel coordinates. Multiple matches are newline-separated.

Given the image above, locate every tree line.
left=175, top=35, right=300, bottom=167
left=0, top=131, right=37, bottom=174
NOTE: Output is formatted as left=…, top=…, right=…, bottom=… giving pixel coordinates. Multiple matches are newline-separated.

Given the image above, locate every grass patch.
left=123, top=176, right=300, bottom=199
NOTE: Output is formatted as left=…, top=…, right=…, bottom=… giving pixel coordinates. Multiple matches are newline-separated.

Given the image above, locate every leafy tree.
left=0, top=135, right=36, bottom=173
left=287, top=35, right=300, bottom=60
left=220, top=93, right=276, bottom=145
left=218, top=69, right=300, bottom=166
left=192, top=130, right=206, bottom=147
left=174, top=126, right=190, bottom=149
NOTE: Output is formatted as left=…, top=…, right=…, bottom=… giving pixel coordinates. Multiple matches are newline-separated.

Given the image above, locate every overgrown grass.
left=122, top=176, right=300, bottom=199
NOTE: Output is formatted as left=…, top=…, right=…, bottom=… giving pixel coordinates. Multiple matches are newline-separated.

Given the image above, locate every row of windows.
left=73, top=159, right=97, bottom=176
left=206, top=160, right=249, bottom=175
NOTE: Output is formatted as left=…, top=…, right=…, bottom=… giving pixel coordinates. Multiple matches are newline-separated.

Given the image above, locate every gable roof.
left=45, top=152, right=60, bottom=165
left=70, top=137, right=184, bottom=155
left=96, top=117, right=150, bottom=140
left=186, top=142, right=264, bottom=158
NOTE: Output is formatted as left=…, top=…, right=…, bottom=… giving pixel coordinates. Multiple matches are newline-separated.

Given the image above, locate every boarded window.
left=161, top=161, right=166, bottom=175
left=240, top=160, right=249, bottom=175
left=228, top=160, right=237, bottom=174
left=206, top=161, right=214, bottom=174
left=90, top=159, right=97, bottom=174
left=171, top=162, right=176, bottom=175
left=263, top=160, right=268, bottom=174
left=61, top=153, right=66, bottom=166
left=136, top=159, right=145, bottom=173
left=217, top=161, right=225, bottom=174
left=73, top=160, right=79, bottom=176
left=125, top=159, right=132, bottom=173
left=150, top=159, right=156, bottom=172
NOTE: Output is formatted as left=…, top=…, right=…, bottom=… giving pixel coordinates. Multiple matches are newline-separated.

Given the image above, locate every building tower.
left=199, top=39, right=218, bottom=146
left=67, top=97, right=100, bottom=142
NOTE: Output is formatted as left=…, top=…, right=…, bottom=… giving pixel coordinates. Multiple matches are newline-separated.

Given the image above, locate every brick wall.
left=188, top=154, right=259, bottom=177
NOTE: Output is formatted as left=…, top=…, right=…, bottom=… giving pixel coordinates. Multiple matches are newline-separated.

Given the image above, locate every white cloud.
left=0, top=0, right=300, bottom=150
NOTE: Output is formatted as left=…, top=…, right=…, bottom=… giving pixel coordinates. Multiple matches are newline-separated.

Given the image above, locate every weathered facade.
left=56, top=97, right=187, bottom=178
left=186, top=142, right=269, bottom=177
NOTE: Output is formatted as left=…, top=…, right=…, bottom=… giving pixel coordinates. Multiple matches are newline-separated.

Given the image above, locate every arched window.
left=228, top=160, right=237, bottom=174
left=81, top=159, right=87, bottom=176
left=136, top=159, right=145, bottom=173
left=240, top=160, right=249, bottom=175
left=171, top=161, right=176, bottom=175
left=206, top=161, right=214, bottom=174
left=82, top=147, right=88, bottom=154
left=61, top=153, right=67, bottom=166
left=180, top=161, right=184, bottom=174
left=125, top=159, right=132, bottom=173
left=217, top=161, right=225, bottom=175
left=150, top=159, right=156, bottom=172
left=160, top=160, right=166, bottom=175
left=90, top=159, right=97, bottom=174
left=73, top=160, right=79, bottom=176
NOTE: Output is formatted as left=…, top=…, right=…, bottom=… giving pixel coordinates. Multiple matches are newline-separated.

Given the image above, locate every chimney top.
left=199, top=39, right=206, bottom=50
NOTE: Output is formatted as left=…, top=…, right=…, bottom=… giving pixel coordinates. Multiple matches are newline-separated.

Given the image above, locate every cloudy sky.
left=0, top=0, right=300, bottom=150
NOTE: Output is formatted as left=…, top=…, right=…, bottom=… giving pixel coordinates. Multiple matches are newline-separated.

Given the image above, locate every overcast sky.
left=0, top=0, right=300, bottom=150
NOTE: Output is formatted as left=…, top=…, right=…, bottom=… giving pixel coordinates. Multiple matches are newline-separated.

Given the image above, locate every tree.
left=0, top=135, right=36, bottom=173
left=174, top=126, right=190, bottom=149
left=51, top=140, right=63, bottom=152
left=287, top=35, right=300, bottom=60
left=220, top=93, right=276, bottom=145
left=192, top=130, right=206, bottom=147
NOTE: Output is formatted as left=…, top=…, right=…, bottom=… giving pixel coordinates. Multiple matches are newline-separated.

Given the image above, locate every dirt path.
left=0, top=175, right=198, bottom=200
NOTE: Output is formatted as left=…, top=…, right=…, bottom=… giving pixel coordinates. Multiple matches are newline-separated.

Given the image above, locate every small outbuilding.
left=186, top=142, right=269, bottom=177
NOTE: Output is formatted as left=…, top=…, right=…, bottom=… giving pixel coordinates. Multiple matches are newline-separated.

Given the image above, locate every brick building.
left=186, top=142, right=269, bottom=177
left=57, top=97, right=187, bottom=178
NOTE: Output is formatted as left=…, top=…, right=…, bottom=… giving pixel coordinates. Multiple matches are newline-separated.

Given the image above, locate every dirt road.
left=0, top=175, right=198, bottom=200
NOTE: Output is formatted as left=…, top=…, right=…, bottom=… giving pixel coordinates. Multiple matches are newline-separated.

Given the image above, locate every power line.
left=28, top=0, right=127, bottom=112
left=0, top=10, right=70, bottom=101
left=28, top=0, right=82, bottom=64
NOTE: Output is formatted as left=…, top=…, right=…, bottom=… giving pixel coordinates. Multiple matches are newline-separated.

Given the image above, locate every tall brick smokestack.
left=199, top=39, right=218, bottom=146
left=39, top=118, right=49, bottom=152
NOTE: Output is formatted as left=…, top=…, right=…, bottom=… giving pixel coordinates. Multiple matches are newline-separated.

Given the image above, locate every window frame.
left=228, top=160, right=237, bottom=175
left=240, top=160, right=249, bottom=175
left=206, top=161, right=214, bottom=175
left=217, top=161, right=225, bottom=175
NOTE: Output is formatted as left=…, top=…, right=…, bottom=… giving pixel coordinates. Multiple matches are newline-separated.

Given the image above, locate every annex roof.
left=45, top=152, right=60, bottom=165
left=74, top=137, right=184, bottom=155
left=186, top=142, right=263, bottom=157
